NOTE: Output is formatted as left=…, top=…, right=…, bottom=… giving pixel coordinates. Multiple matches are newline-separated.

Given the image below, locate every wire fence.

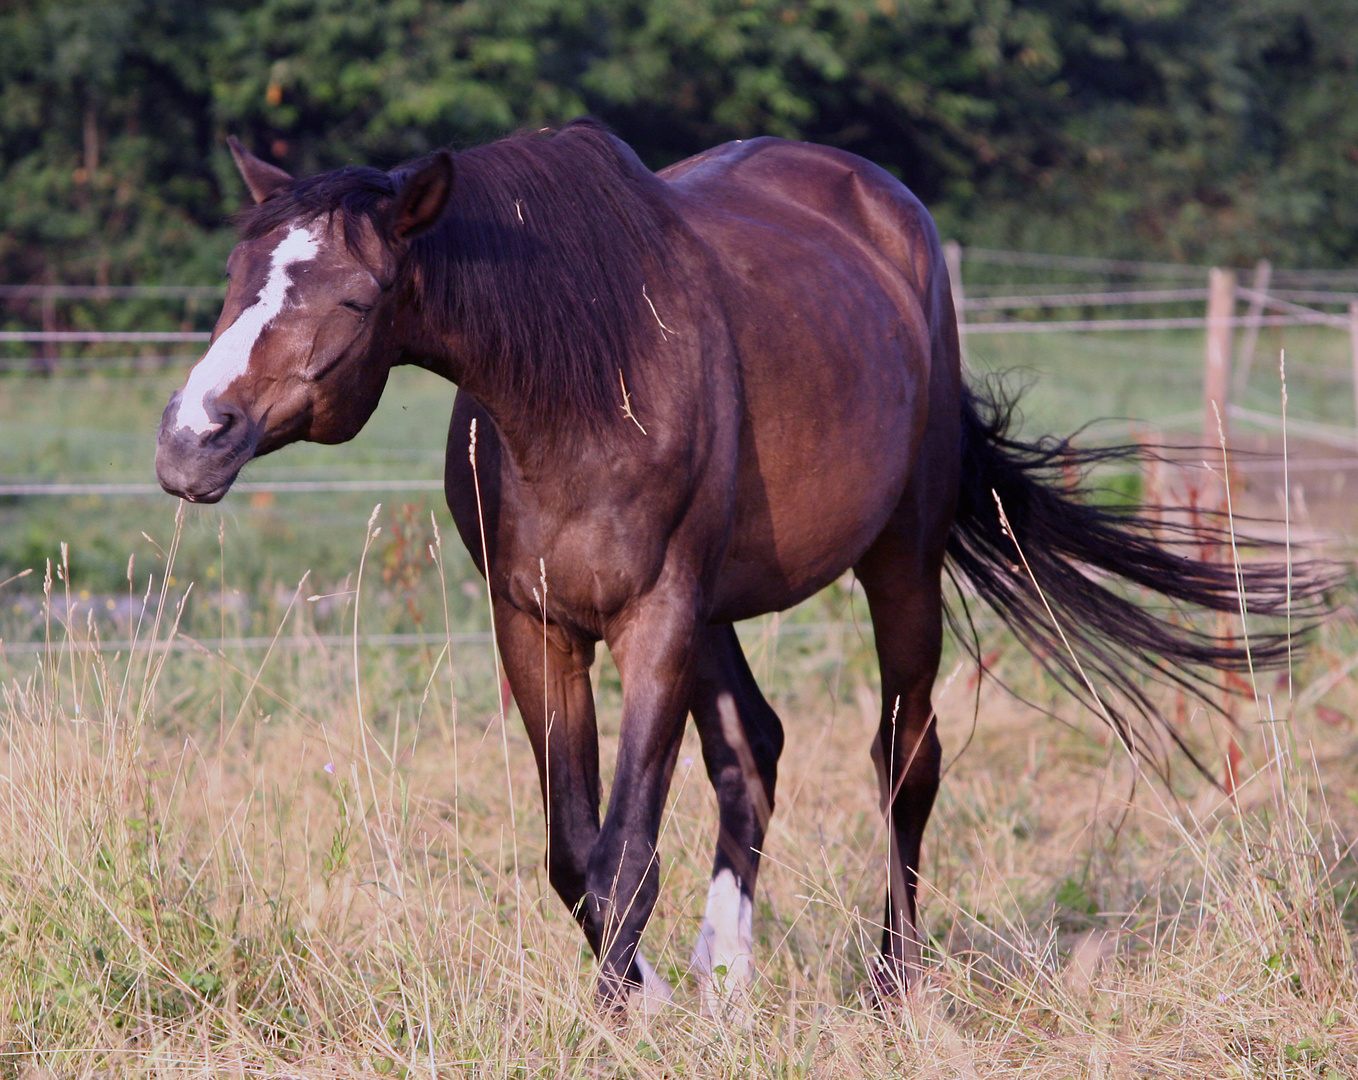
left=0, top=331, right=210, bottom=343
left=0, top=479, right=445, bottom=497
left=11, top=247, right=1346, bottom=290
left=3, top=246, right=1354, bottom=350
left=0, top=630, right=490, bottom=656
left=1, top=244, right=1354, bottom=504
left=940, top=244, right=1358, bottom=444
left=965, top=313, right=1349, bottom=334
left=961, top=246, right=1358, bottom=289
left=0, top=285, right=224, bottom=300
left=0, top=619, right=844, bottom=655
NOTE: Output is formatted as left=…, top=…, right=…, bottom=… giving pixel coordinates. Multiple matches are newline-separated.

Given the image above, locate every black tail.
left=945, top=379, right=1335, bottom=770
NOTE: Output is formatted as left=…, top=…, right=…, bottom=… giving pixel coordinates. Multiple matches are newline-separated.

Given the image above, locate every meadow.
left=0, top=321, right=1355, bottom=1077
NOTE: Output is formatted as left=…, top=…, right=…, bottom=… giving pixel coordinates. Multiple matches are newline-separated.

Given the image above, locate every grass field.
left=2, top=320, right=1354, bottom=593
left=0, top=323, right=1355, bottom=1076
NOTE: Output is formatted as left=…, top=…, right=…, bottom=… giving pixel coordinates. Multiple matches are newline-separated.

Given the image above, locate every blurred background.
left=1, top=0, right=1355, bottom=619
left=4, top=0, right=1358, bottom=283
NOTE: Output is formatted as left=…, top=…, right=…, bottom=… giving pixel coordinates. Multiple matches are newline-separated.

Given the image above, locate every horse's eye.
left=340, top=300, right=372, bottom=317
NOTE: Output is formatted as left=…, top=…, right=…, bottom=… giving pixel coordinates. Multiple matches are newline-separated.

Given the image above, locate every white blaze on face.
left=692, top=867, right=755, bottom=1013
left=174, top=224, right=321, bottom=435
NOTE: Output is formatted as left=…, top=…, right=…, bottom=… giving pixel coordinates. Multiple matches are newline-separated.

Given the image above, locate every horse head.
left=155, top=139, right=453, bottom=502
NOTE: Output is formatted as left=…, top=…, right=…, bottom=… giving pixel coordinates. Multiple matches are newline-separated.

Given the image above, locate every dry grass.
left=0, top=509, right=1355, bottom=1079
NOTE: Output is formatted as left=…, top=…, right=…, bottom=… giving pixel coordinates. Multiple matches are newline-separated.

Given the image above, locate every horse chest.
left=493, top=506, right=668, bottom=628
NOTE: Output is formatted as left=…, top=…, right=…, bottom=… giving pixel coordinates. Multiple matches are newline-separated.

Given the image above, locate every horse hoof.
left=866, top=957, right=919, bottom=1010
left=626, top=952, right=673, bottom=1019
left=692, top=868, right=756, bottom=1024
left=694, top=958, right=755, bottom=1026
left=698, top=990, right=752, bottom=1027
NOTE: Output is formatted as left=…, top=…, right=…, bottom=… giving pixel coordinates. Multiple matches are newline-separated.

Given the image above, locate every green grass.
left=0, top=509, right=1353, bottom=1077
left=0, top=318, right=1354, bottom=1075
left=4, top=317, right=1352, bottom=592
left=965, top=324, right=1356, bottom=438
left=0, top=364, right=463, bottom=600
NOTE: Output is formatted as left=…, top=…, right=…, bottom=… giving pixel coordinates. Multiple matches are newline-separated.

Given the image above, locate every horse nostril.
left=207, top=403, right=247, bottom=443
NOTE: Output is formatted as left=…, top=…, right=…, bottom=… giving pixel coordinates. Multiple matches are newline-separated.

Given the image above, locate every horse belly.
left=709, top=517, right=896, bottom=623
left=708, top=348, right=923, bottom=623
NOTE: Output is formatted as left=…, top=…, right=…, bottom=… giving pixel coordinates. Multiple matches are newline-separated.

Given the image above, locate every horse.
left=155, top=120, right=1317, bottom=1014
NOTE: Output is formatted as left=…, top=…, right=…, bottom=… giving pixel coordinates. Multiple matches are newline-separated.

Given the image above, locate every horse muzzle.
left=155, top=391, right=260, bottom=504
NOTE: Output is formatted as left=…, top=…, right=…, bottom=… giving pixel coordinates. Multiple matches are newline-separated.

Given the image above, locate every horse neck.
left=404, top=311, right=602, bottom=467
left=399, top=269, right=666, bottom=466
left=397, top=136, right=679, bottom=458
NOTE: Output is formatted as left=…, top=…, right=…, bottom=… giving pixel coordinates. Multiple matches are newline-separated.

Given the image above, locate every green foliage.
left=0, top=0, right=1355, bottom=296
left=0, top=1, right=234, bottom=285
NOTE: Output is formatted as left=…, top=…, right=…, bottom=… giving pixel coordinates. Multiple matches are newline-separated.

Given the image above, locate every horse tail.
left=944, top=377, right=1332, bottom=767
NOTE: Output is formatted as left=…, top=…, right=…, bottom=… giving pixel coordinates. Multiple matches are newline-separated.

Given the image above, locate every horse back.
left=659, top=139, right=961, bottom=620
left=660, top=138, right=941, bottom=301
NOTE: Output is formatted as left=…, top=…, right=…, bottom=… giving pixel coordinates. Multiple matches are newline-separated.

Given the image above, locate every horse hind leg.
left=689, top=624, right=785, bottom=1018
left=854, top=528, right=946, bottom=998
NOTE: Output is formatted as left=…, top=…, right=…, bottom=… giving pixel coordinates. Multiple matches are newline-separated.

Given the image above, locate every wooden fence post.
left=1204, top=267, right=1236, bottom=445
left=1350, top=301, right=1358, bottom=429
left=1204, top=268, right=1241, bottom=780
left=943, top=240, right=966, bottom=367
left=38, top=290, right=56, bottom=375
left=1232, top=258, right=1271, bottom=396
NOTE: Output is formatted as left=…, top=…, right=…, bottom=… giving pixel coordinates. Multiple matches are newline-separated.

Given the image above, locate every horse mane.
left=238, top=120, right=674, bottom=430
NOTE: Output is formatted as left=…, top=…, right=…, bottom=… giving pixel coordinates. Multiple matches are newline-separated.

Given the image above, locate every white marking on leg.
left=628, top=950, right=673, bottom=1017
left=174, top=224, right=320, bottom=435
left=692, top=867, right=754, bottom=1018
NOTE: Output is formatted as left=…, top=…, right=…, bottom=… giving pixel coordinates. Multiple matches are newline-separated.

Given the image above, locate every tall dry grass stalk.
left=0, top=473, right=1354, bottom=1077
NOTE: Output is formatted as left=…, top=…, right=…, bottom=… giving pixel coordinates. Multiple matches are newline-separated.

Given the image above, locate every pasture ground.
left=0, top=324, right=1355, bottom=1076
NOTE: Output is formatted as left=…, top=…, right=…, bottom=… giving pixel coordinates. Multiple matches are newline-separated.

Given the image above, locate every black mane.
left=239, top=120, right=674, bottom=429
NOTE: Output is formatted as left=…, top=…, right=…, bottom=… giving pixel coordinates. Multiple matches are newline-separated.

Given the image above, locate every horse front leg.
left=492, top=600, right=608, bottom=950
left=585, top=587, right=699, bottom=1010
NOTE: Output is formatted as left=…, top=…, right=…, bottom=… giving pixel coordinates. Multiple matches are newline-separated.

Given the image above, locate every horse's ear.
left=390, top=151, right=454, bottom=241
left=227, top=136, right=293, bottom=204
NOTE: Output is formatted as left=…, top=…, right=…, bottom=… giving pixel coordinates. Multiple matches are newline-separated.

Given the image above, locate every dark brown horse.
left=156, top=121, right=1314, bottom=1013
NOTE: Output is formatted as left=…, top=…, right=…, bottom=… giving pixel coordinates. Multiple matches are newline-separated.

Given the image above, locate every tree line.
left=1, top=0, right=1355, bottom=289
